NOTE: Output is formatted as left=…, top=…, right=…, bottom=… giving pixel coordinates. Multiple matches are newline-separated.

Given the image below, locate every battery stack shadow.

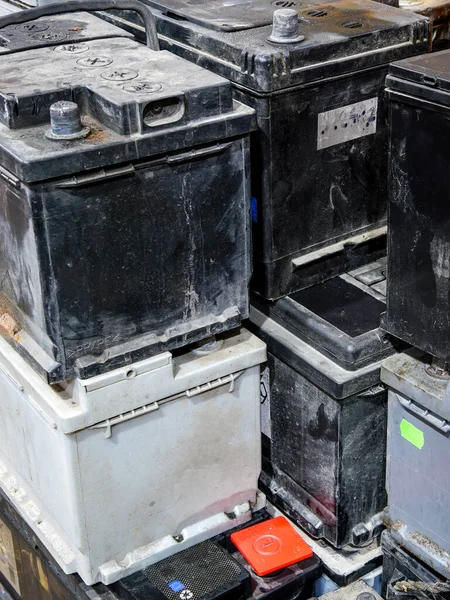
left=0, top=3, right=268, bottom=590
left=378, top=48, right=450, bottom=599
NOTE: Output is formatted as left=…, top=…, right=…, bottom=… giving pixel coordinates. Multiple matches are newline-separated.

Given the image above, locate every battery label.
left=400, top=418, right=424, bottom=450
left=0, top=517, right=20, bottom=595
left=168, top=580, right=185, bottom=592
left=317, top=97, right=378, bottom=150
left=260, top=365, right=271, bottom=439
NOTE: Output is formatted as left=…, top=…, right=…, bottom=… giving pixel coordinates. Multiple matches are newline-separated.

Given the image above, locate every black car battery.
left=249, top=259, right=403, bottom=548
left=103, top=0, right=429, bottom=299
left=384, top=49, right=450, bottom=363
left=381, top=531, right=450, bottom=600
left=296, top=526, right=383, bottom=589
left=113, top=541, right=252, bottom=600
left=0, top=2, right=255, bottom=383
left=116, top=514, right=322, bottom=600
left=226, top=516, right=322, bottom=600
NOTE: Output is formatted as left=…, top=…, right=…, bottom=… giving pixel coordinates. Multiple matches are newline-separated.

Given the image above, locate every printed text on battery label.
left=317, top=97, right=378, bottom=150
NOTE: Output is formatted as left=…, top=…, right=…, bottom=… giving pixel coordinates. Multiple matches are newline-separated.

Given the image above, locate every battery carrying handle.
left=0, top=0, right=160, bottom=50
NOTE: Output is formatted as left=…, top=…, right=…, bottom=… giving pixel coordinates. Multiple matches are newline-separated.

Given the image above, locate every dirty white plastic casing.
left=0, top=328, right=266, bottom=585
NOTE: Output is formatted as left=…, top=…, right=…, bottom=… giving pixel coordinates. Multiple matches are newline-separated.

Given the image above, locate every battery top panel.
left=251, top=259, right=404, bottom=370
left=141, top=0, right=430, bottom=91
left=0, top=12, right=133, bottom=53
left=145, top=0, right=423, bottom=30
left=115, top=541, right=250, bottom=600
left=388, top=48, right=450, bottom=102
left=290, top=276, right=384, bottom=338
left=0, top=36, right=254, bottom=182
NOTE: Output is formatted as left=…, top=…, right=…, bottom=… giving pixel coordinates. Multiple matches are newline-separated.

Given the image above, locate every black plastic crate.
left=0, top=4, right=254, bottom=383
left=250, top=263, right=400, bottom=548
left=384, top=49, right=450, bottom=362
left=104, top=0, right=429, bottom=299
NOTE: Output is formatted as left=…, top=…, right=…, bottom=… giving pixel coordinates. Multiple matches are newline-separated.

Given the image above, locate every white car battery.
left=0, top=328, right=266, bottom=586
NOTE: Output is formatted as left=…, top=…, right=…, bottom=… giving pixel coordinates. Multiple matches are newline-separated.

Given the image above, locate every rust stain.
left=410, top=530, right=449, bottom=561
left=0, top=313, right=19, bottom=337
left=0, top=297, right=22, bottom=342
left=68, top=26, right=83, bottom=31
left=86, top=124, right=110, bottom=142
left=36, top=557, right=49, bottom=592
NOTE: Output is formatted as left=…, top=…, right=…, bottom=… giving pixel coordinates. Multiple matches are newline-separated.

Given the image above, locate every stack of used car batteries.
left=378, top=47, right=450, bottom=600
left=0, top=0, right=445, bottom=597
left=0, top=3, right=268, bottom=589
left=101, top=0, right=432, bottom=583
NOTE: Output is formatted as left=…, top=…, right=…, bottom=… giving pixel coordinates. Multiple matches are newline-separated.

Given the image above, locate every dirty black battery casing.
left=250, top=260, right=401, bottom=548
left=114, top=541, right=252, bottom=600
left=104, top=0, right=429, bottom=299
left=384, top=49, right=450, bottom=362
left=0, top=12, right=255, bottom=383
left=115, top=512, right=322, bottom=600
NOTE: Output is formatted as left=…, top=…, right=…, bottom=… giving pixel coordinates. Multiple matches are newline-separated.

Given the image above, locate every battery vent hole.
left=143, top=98, right=184, bottom=128
left=125, top=369, right=137, bottom=379
left=272, top=0, right=298, bottom=7
left=422, top=75, right=437, bottom=86
left=306, top=9, right=328, bottom=16
left=342, top=20, right=363, bottom=28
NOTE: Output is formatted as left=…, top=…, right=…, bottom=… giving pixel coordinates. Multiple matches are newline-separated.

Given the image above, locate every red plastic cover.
left=230, top=516, right=313, bottom=576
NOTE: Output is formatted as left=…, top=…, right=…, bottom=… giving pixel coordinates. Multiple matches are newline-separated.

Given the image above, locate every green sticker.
left=400, top=419, right=424, bottom=449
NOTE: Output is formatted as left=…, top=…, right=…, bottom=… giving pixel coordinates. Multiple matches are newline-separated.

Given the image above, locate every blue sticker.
left=168, top=580, right=185, bottom=593
left=251, top=196, right=258, bottom=223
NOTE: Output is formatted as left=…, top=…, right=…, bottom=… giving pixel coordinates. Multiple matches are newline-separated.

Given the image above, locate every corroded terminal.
left=46, top=100, right=90, bottom=140
left=267, top=8, right=305, bottom=42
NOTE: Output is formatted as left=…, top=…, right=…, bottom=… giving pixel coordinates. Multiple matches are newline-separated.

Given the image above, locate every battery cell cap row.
left=230, top=516, right=313, bottom=576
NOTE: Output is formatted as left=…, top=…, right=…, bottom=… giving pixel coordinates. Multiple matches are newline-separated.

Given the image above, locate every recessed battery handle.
left=0, top=0, right=159, bottom=50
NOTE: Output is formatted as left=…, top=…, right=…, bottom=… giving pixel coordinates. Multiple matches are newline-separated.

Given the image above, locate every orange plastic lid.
left=230, top=516, right=313, bottom=577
